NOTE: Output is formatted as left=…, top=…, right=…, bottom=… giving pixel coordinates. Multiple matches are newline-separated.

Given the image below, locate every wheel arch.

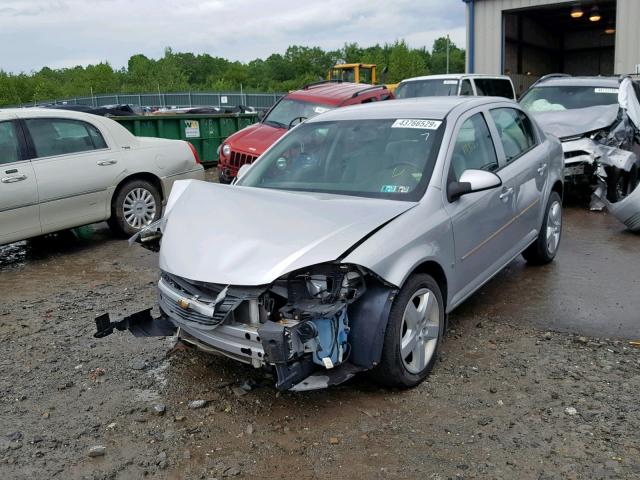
left=551, top=179, right=563, bottom=200
left=109, top=172, right=164, bottom=214
left=405, top=260, right=449, bottom=309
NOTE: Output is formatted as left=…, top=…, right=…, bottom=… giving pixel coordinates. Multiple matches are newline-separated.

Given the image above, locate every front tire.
left=373, top=274, right=445, bottom=388
left=108, top=179, right=162, bottom=237
left=522, top=191, right=562, bottom=265
left=606, top=165, right=638, bottom=203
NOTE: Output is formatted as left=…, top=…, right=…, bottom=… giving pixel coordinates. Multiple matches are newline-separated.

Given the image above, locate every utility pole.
left=446, top=34, right=450, bottom=74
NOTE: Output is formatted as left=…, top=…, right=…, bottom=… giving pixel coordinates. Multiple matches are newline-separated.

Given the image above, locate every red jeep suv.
left=217, top=81, right=393, bottom=183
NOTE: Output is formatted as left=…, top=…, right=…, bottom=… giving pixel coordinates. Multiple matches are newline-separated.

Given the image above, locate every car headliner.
left=306, top=96, right=509, bottom=122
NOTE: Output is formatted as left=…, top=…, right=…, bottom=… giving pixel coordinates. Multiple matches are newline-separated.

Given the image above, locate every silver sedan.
left=107, top=96, right=564, bottom=391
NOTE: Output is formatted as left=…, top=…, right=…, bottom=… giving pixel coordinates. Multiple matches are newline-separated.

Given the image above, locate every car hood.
left=159, top=181, right=416, bottom=286
left=531, top=104, right=619, bottom=139
left=226, top=122, right=286, bottom=155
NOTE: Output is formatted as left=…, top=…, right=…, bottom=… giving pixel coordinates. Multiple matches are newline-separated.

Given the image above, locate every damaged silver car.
left=520, top=74, right=640, bottom=230
left=96, top=97, right=564, bottom=391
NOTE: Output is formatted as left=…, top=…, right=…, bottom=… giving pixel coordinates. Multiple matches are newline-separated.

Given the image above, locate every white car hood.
left=159, top=181, right=416, bottom=285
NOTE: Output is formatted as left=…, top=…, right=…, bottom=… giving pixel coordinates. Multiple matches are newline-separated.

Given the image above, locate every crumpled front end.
left=159, top=263, right=396, bottom=391
left=550, top=78, right=640, bottom=221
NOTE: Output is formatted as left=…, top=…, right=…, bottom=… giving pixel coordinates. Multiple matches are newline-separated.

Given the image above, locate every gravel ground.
left=0, top=197, right=639, bottom=479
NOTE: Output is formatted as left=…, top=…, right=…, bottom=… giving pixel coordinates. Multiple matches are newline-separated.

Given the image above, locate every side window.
left=489, top=108, right=537, bottom=163
left=474, top=79, right=487, bottom=96
left=0, top=121, right=21, bottom=165
left=475, top=79, right=515, bottom=99
left=449, top=113, right=499, bottom=182
left=460, top=79, right=474, bottom=96
left=25, top=118, right=107, bottom=158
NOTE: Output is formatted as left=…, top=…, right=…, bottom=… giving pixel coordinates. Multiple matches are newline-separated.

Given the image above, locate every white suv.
left=396, top=74, right=516, bottom=101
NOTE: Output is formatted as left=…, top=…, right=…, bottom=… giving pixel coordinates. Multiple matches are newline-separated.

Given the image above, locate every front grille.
left=160, top=273, right=244, bottom=328
left=229, top=150, right=258, bottom=169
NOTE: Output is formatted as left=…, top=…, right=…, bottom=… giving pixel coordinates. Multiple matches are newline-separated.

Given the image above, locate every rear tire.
left=522, top=191, right=562, bottom=265
left=108, top=179, right=162, bottom=237
left=372, top=274, right=445, bottom=388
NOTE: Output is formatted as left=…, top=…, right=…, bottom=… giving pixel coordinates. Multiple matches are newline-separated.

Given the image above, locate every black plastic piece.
left=94, top=309, right=177, bottom=339
left=273, top=359, right=315, bottom=391
left=347, top=282, right=397, bottom=369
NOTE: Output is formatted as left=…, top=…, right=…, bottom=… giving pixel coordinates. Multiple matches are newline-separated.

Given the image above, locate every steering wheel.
left=288, top=116, right=307, bottom=129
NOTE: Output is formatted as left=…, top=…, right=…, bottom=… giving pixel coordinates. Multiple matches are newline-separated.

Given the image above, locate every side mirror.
left=448, top=169, right=502, bottom=202
left=233, top=163, right=251, bottom=184
left=257, top=110, right=266, bottom=121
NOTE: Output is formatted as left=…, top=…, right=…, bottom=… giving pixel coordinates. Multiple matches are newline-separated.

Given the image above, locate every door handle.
left=1, top=174, right=27, bottom=183
left=537, top=163, right=548, bottom=176
left=499, top=187, right=514, bottom=201
left=97, top=160, right=117, bottom=166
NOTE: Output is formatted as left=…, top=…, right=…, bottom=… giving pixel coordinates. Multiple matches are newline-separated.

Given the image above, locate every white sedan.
left=0, top=108, right=204, bottom=245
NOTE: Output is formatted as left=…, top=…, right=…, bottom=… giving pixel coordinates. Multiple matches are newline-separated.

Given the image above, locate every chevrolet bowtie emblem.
left=177, top=298, right=190, bottom=310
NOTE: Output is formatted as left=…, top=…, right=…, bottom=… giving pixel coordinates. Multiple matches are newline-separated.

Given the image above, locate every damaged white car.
left=520, top=74, right=640, bottom=230
left=96, top=97, right=564, bottom=391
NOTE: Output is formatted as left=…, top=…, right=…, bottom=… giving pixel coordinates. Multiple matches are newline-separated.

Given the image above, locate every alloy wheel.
left=123, top=187, right=157, bottom=229
left=400, top=288, right=440, bottom=374
left=546, top=200, right=562, bottom=256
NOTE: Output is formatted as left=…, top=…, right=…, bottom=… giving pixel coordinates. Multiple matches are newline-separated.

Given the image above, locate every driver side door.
left=444, top=110, right=517, bottom=306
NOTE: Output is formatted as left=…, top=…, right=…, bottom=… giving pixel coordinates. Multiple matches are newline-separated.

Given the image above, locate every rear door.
left=487, top=107, right=547, bottom=249
left=444, top=110, right=518, bottom=304
left=23, top=116, right=123, bottom=233
left=0, top=119, right=40, bottom=245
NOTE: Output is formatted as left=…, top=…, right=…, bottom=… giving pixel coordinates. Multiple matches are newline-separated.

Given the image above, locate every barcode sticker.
left=594, top=88, right=618, bottom=94
left=392, top=119, right=442, bottom=130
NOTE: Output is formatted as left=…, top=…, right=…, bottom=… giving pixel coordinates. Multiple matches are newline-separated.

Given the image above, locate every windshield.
left=236, top=118, right=445, bottom=201
left=520, top=85, right=619, bottom=112
left=395, top=79, right=459, bottom=99
left=262, top=98, right=333, bottom=128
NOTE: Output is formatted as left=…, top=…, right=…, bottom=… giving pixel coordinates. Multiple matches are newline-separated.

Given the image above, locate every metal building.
left=463, top=0, right=640, bottom=94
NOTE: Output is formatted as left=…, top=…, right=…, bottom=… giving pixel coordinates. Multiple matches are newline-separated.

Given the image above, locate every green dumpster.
left=112, top=113, right=258, bottom=166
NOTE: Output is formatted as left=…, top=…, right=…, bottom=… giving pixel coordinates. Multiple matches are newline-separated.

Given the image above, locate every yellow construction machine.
left=328, top=63, right=398, bottom=92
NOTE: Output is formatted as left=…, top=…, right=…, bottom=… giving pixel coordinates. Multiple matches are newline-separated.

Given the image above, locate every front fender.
left=342, top=189, right=454, bottom=303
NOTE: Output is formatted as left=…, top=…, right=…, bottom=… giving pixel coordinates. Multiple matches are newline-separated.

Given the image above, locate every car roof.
left=534, top=76, right=620, bottom=88
left=0, top=107, right=102, bottom=120
left=399, top=74, right=512, bottom=83
left=306, top=96, right=508, bottom=122
left=286, top=82, right=389, bottom=106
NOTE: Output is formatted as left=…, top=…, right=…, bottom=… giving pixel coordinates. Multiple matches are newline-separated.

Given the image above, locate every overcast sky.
left=0, top=0, right=466, bottom=73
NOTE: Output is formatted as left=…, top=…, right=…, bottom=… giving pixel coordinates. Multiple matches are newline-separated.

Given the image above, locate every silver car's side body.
left=343, top=99, right=563, bottom=312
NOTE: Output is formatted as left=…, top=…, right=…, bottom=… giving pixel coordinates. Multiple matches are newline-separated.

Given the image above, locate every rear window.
left=474, top=79, right=515, bottom=99
left=395, top=79, right=459, bottom=99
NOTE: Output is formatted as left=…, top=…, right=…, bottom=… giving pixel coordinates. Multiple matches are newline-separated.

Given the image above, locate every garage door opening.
left=504, top=1, right=616, bottom=95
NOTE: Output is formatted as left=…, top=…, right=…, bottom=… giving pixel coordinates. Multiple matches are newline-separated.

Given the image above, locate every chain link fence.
left=29, top=91, right=284, bottom=110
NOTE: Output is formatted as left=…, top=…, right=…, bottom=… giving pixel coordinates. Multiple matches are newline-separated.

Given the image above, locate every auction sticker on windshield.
left=594, top=88, right=618, bottom=94
left=392, top=119, right=442, bottom=130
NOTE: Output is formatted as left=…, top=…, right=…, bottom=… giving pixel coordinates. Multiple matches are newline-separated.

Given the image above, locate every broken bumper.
left=600, top=182, right=640, bottom=231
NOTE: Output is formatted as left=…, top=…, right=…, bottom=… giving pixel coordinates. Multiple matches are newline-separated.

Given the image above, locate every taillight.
left=187, top=142, right=200, bottom=165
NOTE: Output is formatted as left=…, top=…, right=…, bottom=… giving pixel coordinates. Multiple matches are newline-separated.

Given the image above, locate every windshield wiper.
left=264, top=119, right=286, bottom=128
